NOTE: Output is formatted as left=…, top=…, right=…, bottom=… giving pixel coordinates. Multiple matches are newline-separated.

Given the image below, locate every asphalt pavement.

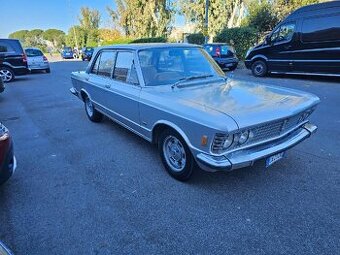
left=0, top=61, right=339, bottom=254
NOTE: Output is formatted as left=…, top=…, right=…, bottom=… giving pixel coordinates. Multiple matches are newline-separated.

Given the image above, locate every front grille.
left=249, top=112, right=305, bottom=145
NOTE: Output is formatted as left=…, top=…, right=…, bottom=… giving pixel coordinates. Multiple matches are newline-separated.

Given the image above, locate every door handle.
left=284, top=45, right=292, bottom=50
left=85, top=77, right=89, bottom=81
left=104, top=84, right=111, bottom=88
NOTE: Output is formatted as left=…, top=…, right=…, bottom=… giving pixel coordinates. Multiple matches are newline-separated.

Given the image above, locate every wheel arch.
left=80, top=89, right=91, bottom=102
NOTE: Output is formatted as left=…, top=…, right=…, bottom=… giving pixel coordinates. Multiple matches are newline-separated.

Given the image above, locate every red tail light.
left=0, top=131, right=10, bottom=165
left=22, top=53, right=27, bottom=63
left=43, top=55, right=48, bottom=61
left=215, top=47, right=221, bottom=57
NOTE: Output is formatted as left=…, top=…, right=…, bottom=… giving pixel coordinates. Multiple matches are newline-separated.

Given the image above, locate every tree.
left=8, top=30, right=29, bottom=44
left=42, top=29, right=66, bottom=49
left=242, top=0, right=279, bottom=34
left=273, top=0, right=322, bottom=20
left=77, top=7, right=101, bottom=46
left=66, top=26, right=86, bottom=48
left=107, top=0, right=174, bottom=38
left=178, top=0, right=247, bottom=38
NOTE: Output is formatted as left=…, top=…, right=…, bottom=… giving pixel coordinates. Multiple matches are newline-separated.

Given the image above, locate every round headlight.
left=223, top=135, right=234, bottom=149
left=238, top=130, right=249, bottom=144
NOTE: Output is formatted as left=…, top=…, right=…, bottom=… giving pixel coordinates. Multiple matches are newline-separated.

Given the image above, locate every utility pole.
left=204, top=0, right=209, bottom=44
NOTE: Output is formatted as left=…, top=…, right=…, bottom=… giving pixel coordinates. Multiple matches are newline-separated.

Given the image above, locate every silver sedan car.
left=70, top=44, right=320, bottom=181
left=25, top=48, right=50, bottom=73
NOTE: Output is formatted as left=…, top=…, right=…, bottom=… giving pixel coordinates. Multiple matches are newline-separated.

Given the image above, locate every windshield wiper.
left=171, top=74, right=214, bottom=89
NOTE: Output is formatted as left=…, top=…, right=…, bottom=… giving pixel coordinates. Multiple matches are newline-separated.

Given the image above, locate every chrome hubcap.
left=0, top=69, right=13, bottom=82
left=85, top=98, right=94, bottom=116
left=163, top=135, right=186, bottom=172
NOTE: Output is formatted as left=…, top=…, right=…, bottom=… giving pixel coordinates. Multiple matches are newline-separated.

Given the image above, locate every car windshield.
left=138, top=47, right=224, bottom=86
left=64, top=47, right=72, bottom=52
left=25, top=49, right=43, bottom=57
left=85, top=48, right=93, bottom=52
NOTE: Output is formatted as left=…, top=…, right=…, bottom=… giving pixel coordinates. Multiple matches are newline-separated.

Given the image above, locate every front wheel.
left=84, top=96, right=103, bottom=122
left=251, top=60, right=267, bottom=77
left=0, top=67, right=15, bottom=82
left=158, top=129, right=194, bottom=181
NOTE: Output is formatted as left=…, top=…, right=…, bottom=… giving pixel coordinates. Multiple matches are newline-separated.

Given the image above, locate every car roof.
left=25, top=47, right=42, bottom=51
left=204, top=43, right=231, bottom=46
left=98, top=43, right=201, bottom=51
left=288, top=1, right=340, bottom=18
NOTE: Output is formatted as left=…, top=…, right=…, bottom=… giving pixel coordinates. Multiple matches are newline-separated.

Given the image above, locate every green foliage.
left=101, top=37, right=134, bottom=46
left=131, top=37, right=167, bottom=43
left=242, top=1, right=279, bottom=34
left=214, top=27, right=258, bottom=59
left=42, top=29, right=66, bottom=49
left=8, top=30, right=29, bottom=44
left=108, top=0, right=174, bottom=38
left=273, top=0, right=322, bottom=20
left=66, top=26, right=86, bottom=48
left=186, top=33, right=205, bottom=45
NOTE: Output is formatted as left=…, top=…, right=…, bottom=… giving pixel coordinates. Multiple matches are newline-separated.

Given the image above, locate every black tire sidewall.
left=84, top=97, right=103, bottom=122
left=158, top=129, right=194, bottom=181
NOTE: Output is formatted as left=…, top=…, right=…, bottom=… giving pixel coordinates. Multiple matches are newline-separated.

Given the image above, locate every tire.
left=46, top=68, right=51, bottom=73
left=251, top=60, right=267, bottom=77
left=158, top=129, right=194, bottom=181
left=0, top=66, right=15, bottom=82
left=84, top=96, right=103, bottom=122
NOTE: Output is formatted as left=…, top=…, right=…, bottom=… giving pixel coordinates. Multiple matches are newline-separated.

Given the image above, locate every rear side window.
left=25, top=49, right=43, bottom=57
left=113, top=51, right=139, bottom=84
left=302, top=13, right=340, bottom=43
left=97, top=51, right=116, bottom=77
left=0, top=42, right=14, bottom=53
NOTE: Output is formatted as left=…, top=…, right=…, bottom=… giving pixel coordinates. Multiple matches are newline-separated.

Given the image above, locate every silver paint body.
left=70, top=44, right=320, bottom=172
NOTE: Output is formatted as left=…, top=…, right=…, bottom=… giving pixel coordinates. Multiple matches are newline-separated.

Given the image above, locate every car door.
left=266, top=23, right=297, bottom=73
left=104, top=51, right=141, bottom=132
left=84, top=50, right=116, bottom=111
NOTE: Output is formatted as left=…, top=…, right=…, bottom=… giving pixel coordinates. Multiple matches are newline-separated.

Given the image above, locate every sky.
left=0, top=0, right=117, bottom=38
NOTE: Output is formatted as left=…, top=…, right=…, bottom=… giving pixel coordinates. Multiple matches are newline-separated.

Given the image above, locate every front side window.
left=271, top=23, right=295, bottom=43
left=139, top=47, right=224, bottom=86
left=97, top=51, right=116, bottom=77
left=91, top=54, right=101, bottom=74
left=0, top=42, right=14, bottom=53
left=113, top=52, right=138, bottom=85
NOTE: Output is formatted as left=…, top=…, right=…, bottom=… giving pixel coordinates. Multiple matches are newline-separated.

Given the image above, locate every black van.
left=0, top=39, right=29, bottom=82
left=245, top=1, right=340, bottom=77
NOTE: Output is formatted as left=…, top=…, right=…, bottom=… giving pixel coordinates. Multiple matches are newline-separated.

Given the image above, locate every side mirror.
left=265, top=36, right=271, bottom=45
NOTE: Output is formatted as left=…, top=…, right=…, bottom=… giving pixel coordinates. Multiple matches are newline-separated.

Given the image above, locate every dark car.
left=245, top=1, right=340, bottom=77
left=0, top=77, right=4, bottom=93
left=81, top=47, right=94, bottom=61
left=0, top=123, right=16, bottom=185
left=0, top=39, right=29, bottom=82
left=61, top=47, right=74, bottom=59
left=204, top=43, right=238, bottom=71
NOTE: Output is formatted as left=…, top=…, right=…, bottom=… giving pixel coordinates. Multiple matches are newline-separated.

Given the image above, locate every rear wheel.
left=251, top=60, right=267, bottom=77
left=0, top=66, right=15, bottom=82
left=158, top=129, right=194, bottom=181
left=84, top=96, right=103, bottom=122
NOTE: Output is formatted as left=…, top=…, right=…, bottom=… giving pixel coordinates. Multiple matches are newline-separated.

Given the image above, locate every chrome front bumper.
left=196, top=123, right=317, bottom=172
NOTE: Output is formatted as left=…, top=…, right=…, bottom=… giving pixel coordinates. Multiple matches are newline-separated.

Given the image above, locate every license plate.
left=266, top=152, right=285, bottom=167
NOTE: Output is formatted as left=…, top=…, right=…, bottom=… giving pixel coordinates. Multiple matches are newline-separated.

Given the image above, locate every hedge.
left=186, top=33, right=205, bottom=45
left=214, top=27, right=259, bottom=59
left=131, top=37, right=167, bottom=43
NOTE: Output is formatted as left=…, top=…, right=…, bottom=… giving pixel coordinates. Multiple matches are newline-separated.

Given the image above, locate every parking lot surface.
left=0, top=61, right=339, bottom=254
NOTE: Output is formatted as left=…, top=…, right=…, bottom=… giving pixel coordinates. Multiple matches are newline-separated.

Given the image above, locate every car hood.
left=172, top=79, right=320, bottom=129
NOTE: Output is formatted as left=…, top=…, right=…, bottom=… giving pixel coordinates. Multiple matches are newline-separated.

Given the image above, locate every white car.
left=25, top=48, right=50, bottom=73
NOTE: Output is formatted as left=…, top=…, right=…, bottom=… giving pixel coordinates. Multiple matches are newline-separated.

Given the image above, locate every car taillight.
left=0, top=131, right=10, bottom=164
left=215, top=47, right=221, bottom=57
left=22, top=53, right=27, bottom=63
left=43, top=55, right=48, bottom=61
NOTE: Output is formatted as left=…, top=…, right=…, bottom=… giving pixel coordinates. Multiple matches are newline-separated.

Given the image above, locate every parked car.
left=70, top=44, right=319, bottom=181
left=61, top=47, right=74, bottom=59
left=81, top=47, right=94, bottom=61
left=204, top=43, right=238, bottom=71
left=0, top=77, right=4, bottom=94
left=245, top=1, right=340, bottom=77
left=25, top=48, right=50, bottom=73
left=0, top=39, right=29, bottom=82
left=0, top=123, right=16, bottom=185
